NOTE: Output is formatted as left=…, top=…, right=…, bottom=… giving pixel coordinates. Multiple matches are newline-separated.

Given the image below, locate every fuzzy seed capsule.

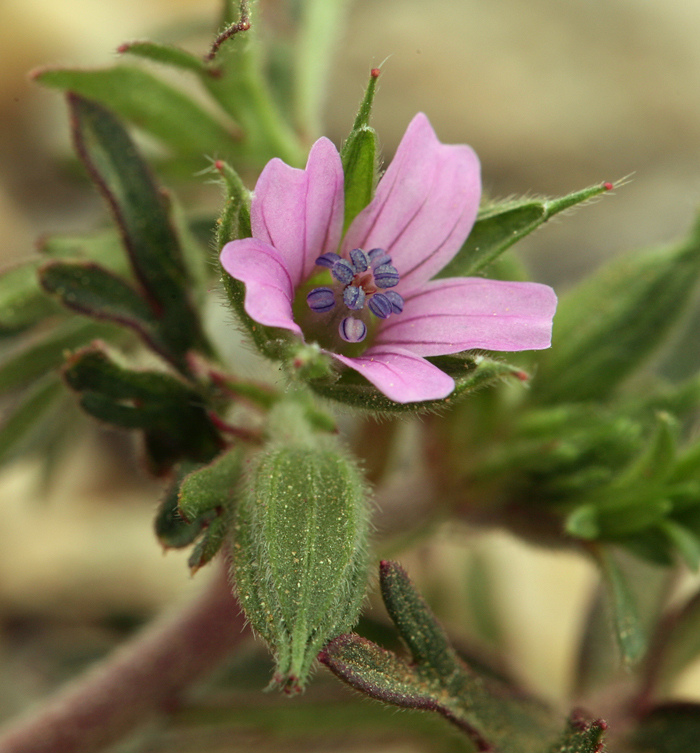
left=231, top=443, right=369, bottom=692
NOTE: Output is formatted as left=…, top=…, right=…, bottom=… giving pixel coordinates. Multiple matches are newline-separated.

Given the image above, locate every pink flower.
left=220, top=114, right=556, bottom=404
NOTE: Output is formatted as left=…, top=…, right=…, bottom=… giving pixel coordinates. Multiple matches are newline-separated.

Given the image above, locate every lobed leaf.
left=67, top=95, right=212, bottom=367
left=0, top=262, right=62, bottom=337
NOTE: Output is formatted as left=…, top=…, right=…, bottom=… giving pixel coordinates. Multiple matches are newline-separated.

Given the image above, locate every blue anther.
left=368, top=293, right=392, bottom=319
left=331, top=259, right=355, bottom=284
left=307, top=287, right=336, bottom=313
left=343, top=285, right=366, bottom=311
left=339, top=316, right=367, bottom=343
left=349, top=248, right=369, bottom=273
left=374, top=263, right=400, bottom=288
left=384, top=290, right=404, bottom=314
left=368, top=248, right=391, bottom=268
left=315, top=252, right=341, bottom=269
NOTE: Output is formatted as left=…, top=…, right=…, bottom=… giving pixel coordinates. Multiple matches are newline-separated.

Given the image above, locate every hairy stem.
left=0, top=560, right=246, bottom=753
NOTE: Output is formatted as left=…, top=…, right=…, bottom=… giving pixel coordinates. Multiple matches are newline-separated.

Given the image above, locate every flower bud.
left=231, top=440, right=369, bottom=692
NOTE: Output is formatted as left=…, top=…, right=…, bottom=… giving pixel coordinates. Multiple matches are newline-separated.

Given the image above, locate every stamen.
left=343, top=285, right=366, bottom=310
left=374, top=263, right=400, bottom=289
left=331, top=259, right=355, bottom=284
left=368, top=293, right=392, bottom=319
left=316, top=252, right=341, bottom=269
left=368, top=248, right=391, bottom=268
left=307, top=287, right=336, bottom=313
left=384, top=291, right=404, bottom=314
left=349, top=248, right=369, bottom=273
left=339, top=316, right=367, bottom=343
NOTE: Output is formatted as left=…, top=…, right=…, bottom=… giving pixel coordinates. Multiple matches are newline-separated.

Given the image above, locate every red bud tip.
left=371, top=68, right=381, bottom=78
left=515, top=370, right=529, bottom=382
left=214, top=160, right=224, bottom=171
left=293, top=358, right=303, bottom=369
left=603, top=182, right=613, bottom=191
left=116, top=43, right=130, bottom=54
left=595, top=719, right=608, bottom=731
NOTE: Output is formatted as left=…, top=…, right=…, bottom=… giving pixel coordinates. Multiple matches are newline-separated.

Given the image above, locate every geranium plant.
left=1, top=1, right=700, bottom=752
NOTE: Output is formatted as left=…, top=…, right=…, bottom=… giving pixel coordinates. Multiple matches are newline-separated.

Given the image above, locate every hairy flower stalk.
left=221, top=113, right=557, bottom=403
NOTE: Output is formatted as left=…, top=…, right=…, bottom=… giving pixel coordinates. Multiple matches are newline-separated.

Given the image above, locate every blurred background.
left=2, top=0, right=700, bottom=750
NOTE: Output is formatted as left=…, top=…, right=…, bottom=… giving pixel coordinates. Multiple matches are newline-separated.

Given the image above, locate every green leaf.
left=548, top=714, right=608, bottom=753
left=593, top=545, right=647, bottom=667
left=309, top=354, right=527, bottom=413
left=35, top=66, right=238, bottom=160
left=294, top=0, right=351, bottom=139
left=660, top=520, right=700, bottom=571
left=67, top=95, right=211, bottom=367
left=0, top=319, right=122, bottom=394
left=340, top=71, right=380, bottom=233
left=535, top=213, right=700, bottom=403
left=188, top=512, right=231, bottom=573
left=118, top=41, right=210, bottom=76
left=178, top=446, right=243, bottom=522
left=233, top=431, right=369, bottom=692
left=0, top=262, right=62, bottom=337
left=63, top=345, right=222, bottom=474
left=321, top=561, right=592, bottom=752
left=39, top=261, right=167, bottom=356
left=437, top=183, right=613, bottom=279
left=40, top=228, right=130, bottom=274
left=0, top=377, right=65, bottom=465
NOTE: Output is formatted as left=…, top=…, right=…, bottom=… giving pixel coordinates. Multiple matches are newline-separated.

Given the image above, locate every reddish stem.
left=0, top=560, right=246, bottom=753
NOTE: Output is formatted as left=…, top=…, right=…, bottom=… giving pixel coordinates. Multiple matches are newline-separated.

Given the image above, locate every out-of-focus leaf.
left=35, top=66, right=239, bottom=160
left=40, top=228, right=129, bottom=274
left=0, top=319, right=121, bottom=394
left=0, top=262, right=62, bottom=337
left=0, top=377, right=65, bottom=465
left=593, top=545, right=647, bottom=667
left=294, top=0, right=352, bottom=138
left=535, top=213, right=700, bottom=403
left=438, top=183, right=613, bottom=279
left=67, top=95, right=212, bottom=367
left=118, top=41, right=210, bottom=76
left=628, top=703, right=700, bottom=753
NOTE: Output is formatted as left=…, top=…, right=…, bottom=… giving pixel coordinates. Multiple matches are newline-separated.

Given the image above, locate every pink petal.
left=220, top=238, right=301, bottom=335
left=375, top=278, right=557, bottom=356
left=251, top=137, right=344, bottom=288
left=341, top=113, right=480, bottom=295
left=332, top=346, right=455, bottom=404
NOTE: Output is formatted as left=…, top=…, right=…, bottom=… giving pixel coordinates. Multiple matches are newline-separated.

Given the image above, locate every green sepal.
left=535, top=212, right=700, bottom=404
left=118, top=41, right=211, bottom=77
left=62, top=345, right=222, bottom=475
left=35, top=66, right=239, bottom=161
left=438, top=183, right=614, bottom=279
left=39, top=261, right=167, bottom=357
left=67, top=94, right=212, bottom=369
left=178, top=446, right=243, bottom=522
left=340, top=71, right=380, bottom=233
left=592, top=545, right=647, bottom=667
left=188, top=512, right=231, bottom=573
left=0, top=262, right=62, bottom=338
left=231, top=433, right=369, bottom=692
left=321, top=560, right=597, bottom=751
left=309, top=353, right=527, bottom=413
left=0, top=319, right=122, bottom=394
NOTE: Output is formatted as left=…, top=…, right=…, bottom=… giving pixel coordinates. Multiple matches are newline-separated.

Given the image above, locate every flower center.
left=306, top=248, right=404, bottom=343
